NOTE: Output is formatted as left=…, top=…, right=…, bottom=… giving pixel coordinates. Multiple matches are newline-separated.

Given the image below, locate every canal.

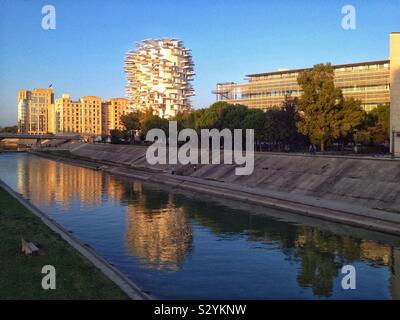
left=0, top=152, right=399, bottom=299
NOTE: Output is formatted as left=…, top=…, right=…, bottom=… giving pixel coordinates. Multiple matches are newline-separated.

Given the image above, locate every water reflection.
left=124, top=185, right=193, bottom=270
left=2, top=153, right=400, bottom=299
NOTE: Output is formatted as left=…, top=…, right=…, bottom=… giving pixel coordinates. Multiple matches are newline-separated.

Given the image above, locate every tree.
left=368, top=104, right=390, bottom=144
left=121, top=111, right=141, bottom=132
left=141, top=115, right=170, bottom=138
left=296, top=64, right=364, bottom=152
left=242, top=109, right=266, bottom=149
left=0, top=125, right=18, bottom=133
left=193, top=102, right=230, bottom=130
left=121, top=111, right=142, bottom=143
left=110, top=129, right=128, bottom=144
left=174, top=110, right=195, bottom=131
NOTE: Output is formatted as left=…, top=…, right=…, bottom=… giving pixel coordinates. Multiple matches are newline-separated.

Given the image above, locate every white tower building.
left=124, top=38, right=195, bottom=118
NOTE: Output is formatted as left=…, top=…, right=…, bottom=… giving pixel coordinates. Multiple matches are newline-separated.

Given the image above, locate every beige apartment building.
left=18, top=91, right=131, bottom=136
left=17, top=88, right=55, bottom=134
left=101, top=98, right=131, bottom=135
left=55, top=94, right=102, bottom=135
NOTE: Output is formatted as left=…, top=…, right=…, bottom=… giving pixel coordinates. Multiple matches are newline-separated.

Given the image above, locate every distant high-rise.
left=124, top=38, right=195, bottom=118
left=17, top=88, right=55, bottom=134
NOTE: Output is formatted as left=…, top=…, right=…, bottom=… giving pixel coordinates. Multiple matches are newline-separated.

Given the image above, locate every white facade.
left=124, top=38, right=195, bottom=118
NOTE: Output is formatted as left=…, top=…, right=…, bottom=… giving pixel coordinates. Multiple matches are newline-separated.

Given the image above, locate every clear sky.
left=0, top=0, right=399, bottom=126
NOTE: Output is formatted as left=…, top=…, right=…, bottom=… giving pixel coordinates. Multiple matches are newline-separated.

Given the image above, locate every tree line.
left=114, top=63, right=389, bottom=153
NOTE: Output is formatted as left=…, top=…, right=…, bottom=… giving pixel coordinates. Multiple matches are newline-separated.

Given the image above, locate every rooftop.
left=246, top=59, right=390, bottom=78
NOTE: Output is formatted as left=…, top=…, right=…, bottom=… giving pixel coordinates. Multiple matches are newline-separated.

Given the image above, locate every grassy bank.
left=0, top=186, right=128, bottom=300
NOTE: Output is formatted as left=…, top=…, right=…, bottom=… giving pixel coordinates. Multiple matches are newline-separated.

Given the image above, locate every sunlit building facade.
left=214, top=60, right=390, bottom=112
left=101, top=98, right=131, bottom=135
left=124, top=38, right=195, bottom=118
left=17, top=88, right=55, bottom=134
left=55, top=94, right=102, bottom=135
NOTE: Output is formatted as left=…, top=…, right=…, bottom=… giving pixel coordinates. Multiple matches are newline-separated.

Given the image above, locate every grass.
left=0, top=186, right=128, bottom=300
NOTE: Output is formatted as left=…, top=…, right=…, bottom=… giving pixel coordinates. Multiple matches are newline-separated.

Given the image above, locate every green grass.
left=0, top=186, right=128, bottom=300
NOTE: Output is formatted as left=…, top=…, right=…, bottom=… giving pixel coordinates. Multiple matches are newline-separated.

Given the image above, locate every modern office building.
left=101, top=98, right=131, bottom=135
left=214, top=60, right=390, bottom=112
left=124, top=38, right=195, bottom=118
left=17, top=88, right=55, bottom=134
left=215, top=33, right=400, bottom=155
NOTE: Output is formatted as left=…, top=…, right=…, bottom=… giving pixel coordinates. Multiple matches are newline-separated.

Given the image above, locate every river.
left=0, top=152, right=399, bottom=299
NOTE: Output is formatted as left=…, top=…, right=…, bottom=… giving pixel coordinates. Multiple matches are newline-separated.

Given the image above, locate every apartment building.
left=124, top=38, right=195, bottom=118
left=54, top=94, right=102, bottom=135
left=101, top=98, right=131, bottom=135
left=17, top=88, right=55, bottom=134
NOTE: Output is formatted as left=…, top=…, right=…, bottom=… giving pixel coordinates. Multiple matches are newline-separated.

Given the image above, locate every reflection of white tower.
left=124, top=38, right=195, bottom=118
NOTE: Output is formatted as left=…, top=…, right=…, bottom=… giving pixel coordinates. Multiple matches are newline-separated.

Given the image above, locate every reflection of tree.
left=123, top=184, right=192, bottom=271
left=15, top=155, right=395, bottom=296
left=295, top=230, right=340, bottom=297
left=172, top=193, right=393, bottom=297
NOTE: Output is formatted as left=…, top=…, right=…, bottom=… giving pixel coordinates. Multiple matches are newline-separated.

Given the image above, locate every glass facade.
left=214, top=60, right=390, bottom=112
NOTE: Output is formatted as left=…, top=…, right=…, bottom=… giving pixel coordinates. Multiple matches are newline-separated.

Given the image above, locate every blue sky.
left=0, top=0, right=399, bottom=126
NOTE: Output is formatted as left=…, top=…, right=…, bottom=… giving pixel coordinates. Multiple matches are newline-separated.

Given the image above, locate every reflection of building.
left=360, top=240, right=390, bottom=265
left=124, top=38, right=195, bottom=118
left=18, top=88, right=55, bottom=134
left=17, top=158, right=103, bottom=208
left=125, top=191, right=192, bottom=270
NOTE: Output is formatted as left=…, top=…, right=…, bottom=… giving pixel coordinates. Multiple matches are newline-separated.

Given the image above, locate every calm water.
left=1, top=152, right=399, bottom=299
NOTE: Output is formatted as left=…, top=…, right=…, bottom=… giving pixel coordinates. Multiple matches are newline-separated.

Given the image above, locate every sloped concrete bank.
left=31, top=143, right=400, bottom=236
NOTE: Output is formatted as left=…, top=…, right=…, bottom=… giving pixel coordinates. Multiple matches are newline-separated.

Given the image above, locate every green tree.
left=354, top=104, right=390, bottom=146
left=0, top=125, right=18, bottom=133
left=142, top=115, right=170, bottom=138
left=242, top=109, right=266, bottom=149
left=110, top=129, right=128, bottom=144
left=297, top=64, right=364, bottom=152
left=193, top=101, right=230, bottom=130
left=173, top=111, right=195, bottom=131
left=120, top=111, right=143, bottom=143
left=368, top=104, right=390, bottom=144
left=121, top=111, right=141, bottom=132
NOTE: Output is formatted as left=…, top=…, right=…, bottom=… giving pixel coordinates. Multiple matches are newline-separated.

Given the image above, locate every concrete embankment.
left=32, top=142, right=400, bottom=236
